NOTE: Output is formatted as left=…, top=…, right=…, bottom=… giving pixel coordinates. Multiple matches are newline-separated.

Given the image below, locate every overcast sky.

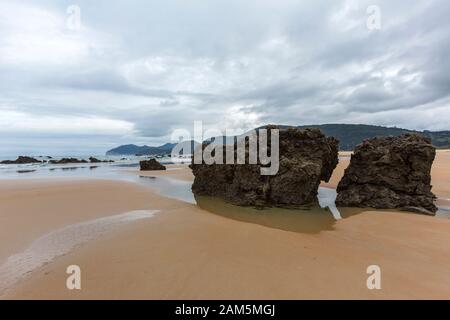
left=1, top=0, right=449, bottom=156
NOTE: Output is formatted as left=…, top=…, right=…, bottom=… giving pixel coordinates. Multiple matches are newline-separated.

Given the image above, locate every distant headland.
left=106, top=124, right=450, bottom=156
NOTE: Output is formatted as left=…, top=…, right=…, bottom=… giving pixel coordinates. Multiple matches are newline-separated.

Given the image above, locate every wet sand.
left=1, top=152, right=450, bottom=299
left=0, top=179, right=160, bottom=265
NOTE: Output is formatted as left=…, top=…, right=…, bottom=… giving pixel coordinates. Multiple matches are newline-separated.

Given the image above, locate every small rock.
left=140, top=159, right=166, bottom=171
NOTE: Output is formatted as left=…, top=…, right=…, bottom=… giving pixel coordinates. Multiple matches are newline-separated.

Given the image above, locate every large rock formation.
left=140, top=159, right=166, bottom=171
left=336, top=134, right=437, bottom=215
left=1, top=156, right=42, bottom=164
left=191, top=127, right=339, bottom=207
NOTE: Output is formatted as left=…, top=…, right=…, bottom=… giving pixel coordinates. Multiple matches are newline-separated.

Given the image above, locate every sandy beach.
left=0, top=151, right=449, bottom=299
left=3, top=0, right=450, bottom=305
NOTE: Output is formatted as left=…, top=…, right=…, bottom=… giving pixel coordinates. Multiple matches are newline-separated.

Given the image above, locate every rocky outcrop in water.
left=140, top=159, right=167, bottom=171
left=49, top=158, right=88, bottom=164
left=336, top=134, right=437, bottom=215
left=191, top=127, right=339, bottom=207
left=1, top=156, right=42, bottom=164
left=89, top=157, right=114, bottom=163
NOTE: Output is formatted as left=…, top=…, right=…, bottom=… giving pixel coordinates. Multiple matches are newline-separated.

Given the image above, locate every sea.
left=0, top=154, right=191, bottom=180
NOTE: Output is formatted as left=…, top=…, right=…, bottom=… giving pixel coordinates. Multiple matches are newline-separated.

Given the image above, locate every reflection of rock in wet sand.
left=337, top=207, right=372, bottom=219
left=195, top=194, right=369, bottom=234
left=139, top=175, right=156, bottom=180
left=135, top=170, right=369, bottom=234
left=61, top=167, right=80, bottom=171
left=195, top=195, right=337, bottom=234
left=16, top=170, right=36, bottom=174
left=48, top=166, right=81, bottom=171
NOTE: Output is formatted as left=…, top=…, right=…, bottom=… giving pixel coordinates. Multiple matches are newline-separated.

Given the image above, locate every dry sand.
left=1, top=152, right=450, bottom=299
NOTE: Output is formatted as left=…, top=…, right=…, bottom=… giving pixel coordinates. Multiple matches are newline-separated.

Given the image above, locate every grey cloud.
left=0, top=0, right=449, bottom=156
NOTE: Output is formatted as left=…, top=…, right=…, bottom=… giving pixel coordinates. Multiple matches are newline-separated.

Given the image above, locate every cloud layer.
left=0, top=0, right=449, bottom=155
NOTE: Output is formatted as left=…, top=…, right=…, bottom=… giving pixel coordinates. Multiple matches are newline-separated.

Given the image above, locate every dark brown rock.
left=49, top=158, right=88, bottom=164
left=190, top=127, right=339, bottom=207
left=89, top=157, right=114, bottom=163
left=336, top=134, right=437, bottom=214
left=140, top=159, right=166, bottom=171
left=1, top=156, right=42, bottom=164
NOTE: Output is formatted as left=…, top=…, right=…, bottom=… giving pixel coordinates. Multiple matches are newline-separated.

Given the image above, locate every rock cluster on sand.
left=89, top=157, right=114, bottom=163
left=191, top=127, right=339, bottom=207
left=140, top=159, right=167, bottom=171
left=336, top=134, right=437, bottom=215
left=1, top=156, right=42, bottom=164
left=48, top=157, right=114, bottom=164
left=49, top=158, right=88, bottom=164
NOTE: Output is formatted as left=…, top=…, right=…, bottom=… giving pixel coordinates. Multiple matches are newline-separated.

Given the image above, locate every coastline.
left=0, top=151, right=449, bottom=299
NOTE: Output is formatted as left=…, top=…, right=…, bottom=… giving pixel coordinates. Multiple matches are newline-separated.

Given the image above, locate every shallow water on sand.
left=137, top=175, right=196, bottom=204
left=195, top=196, right=366, bottom=234
left=0, top=210, right=158, bottom=296
left=136, top=174, right=365, bottom=233
left=139, top=175, right=450, bottom=231
left=437, top=206, right=450, bottom=217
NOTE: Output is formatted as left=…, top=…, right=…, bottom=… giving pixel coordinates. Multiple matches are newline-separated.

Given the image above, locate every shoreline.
left=0, top=152, right=449, bottom=299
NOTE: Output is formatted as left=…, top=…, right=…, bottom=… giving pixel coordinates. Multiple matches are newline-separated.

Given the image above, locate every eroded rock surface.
left=191, top=127, right=339, bottom=207
left=336, top=134, right=437, bottom=215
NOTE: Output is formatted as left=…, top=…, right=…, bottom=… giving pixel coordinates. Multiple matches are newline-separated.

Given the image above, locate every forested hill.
left=107, top=124, right=450, bottom=155
left=296, top=124, right=450, bottom=150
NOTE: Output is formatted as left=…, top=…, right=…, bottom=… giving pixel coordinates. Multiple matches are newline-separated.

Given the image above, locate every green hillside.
left=296, top=124, right=450, bottom=150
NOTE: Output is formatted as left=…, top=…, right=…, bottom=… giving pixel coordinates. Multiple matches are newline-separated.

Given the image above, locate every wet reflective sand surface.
left=196, top=196, right=366, bottom=234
